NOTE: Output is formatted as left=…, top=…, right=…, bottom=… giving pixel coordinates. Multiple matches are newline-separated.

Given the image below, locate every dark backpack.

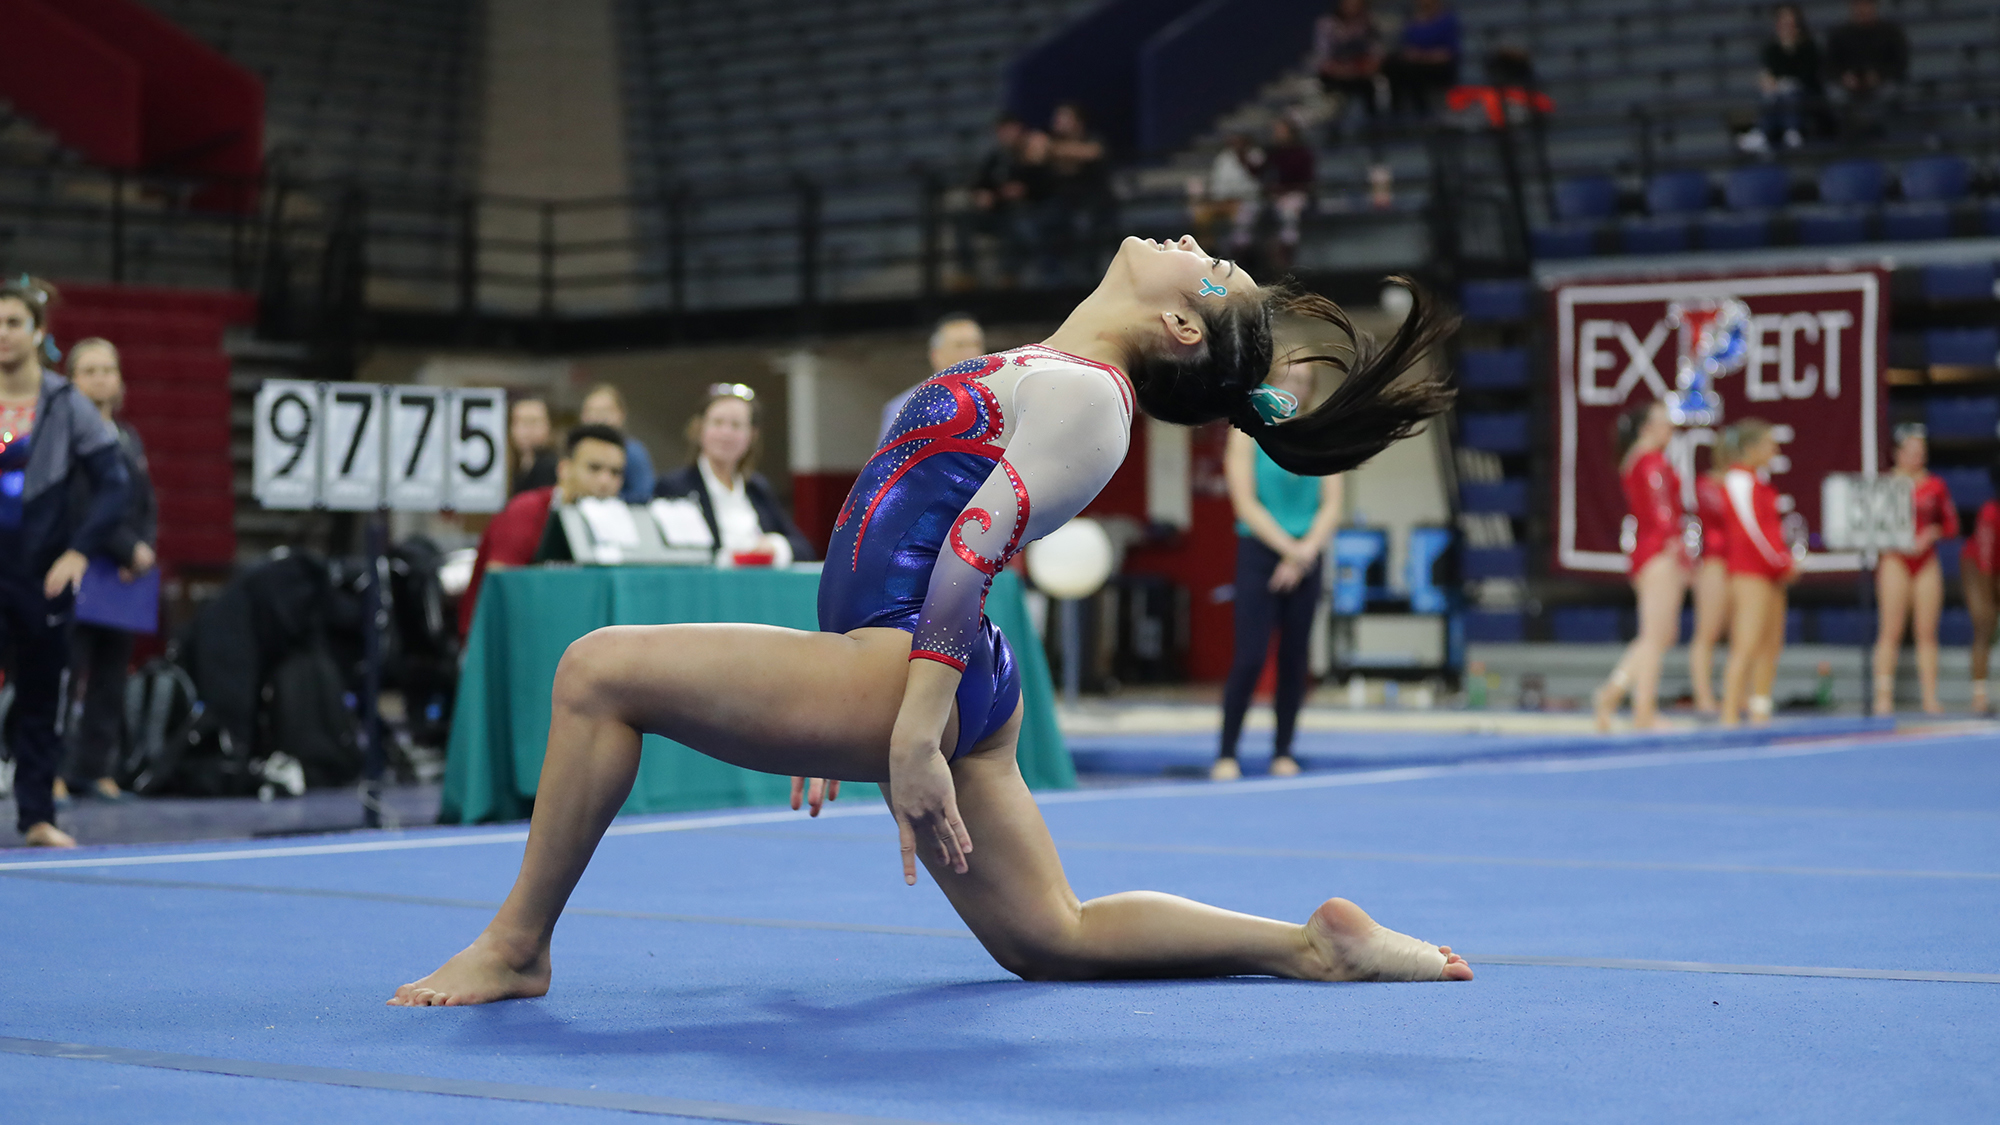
left=264, top=644, right=362, bottom=788
left=121, top=658, right=247, bottom=797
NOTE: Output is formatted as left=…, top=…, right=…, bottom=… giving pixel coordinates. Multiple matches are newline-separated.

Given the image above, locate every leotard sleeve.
left=1726, top=469, right=1791, bottom=571
left=909, top=365, right=1131, bottom=671
left=1936, top=479, right=1962, bottom=539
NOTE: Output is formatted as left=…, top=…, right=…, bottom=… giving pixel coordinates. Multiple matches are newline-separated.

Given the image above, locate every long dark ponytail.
left=1129, top=276, right=1456, bottom=476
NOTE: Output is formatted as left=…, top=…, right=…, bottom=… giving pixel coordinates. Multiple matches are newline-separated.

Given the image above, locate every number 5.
left=459, top=399, right=496, bottom=477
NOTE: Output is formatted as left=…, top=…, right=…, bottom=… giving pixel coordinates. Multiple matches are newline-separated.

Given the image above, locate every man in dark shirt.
left=953, top=115, right=1031, bottom=288
left=1824, top=0, right=1907, bottom=136
left=458, top=424, right=626, bottom=637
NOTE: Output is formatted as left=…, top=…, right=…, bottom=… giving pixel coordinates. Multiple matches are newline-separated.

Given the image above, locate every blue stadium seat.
left=1819, top=159, right=1887, bottom=205
left=1461, top=279, right=1530, bottom=323
left=1644, top=170, right=1710, bottom=215
left=1934, top=467, right=1992, bottom=509
left=1941, top=606, right=1973, bottom=645
left=1796, top=207, right=1871, bottom=245
left=1924, top=397, right=2000, bottom=441
left=1459, top=479, right=1530, bottom=517
left=1700, top=212, right=1769, bottom=249
left=1620, top=217, right=1691, bottom=254
left=1463, top=609, right=1525, bottom=642
left=1459, top=412, right=1531, bottom=453
left=1921, top=262, right=1996, bottom=302
left=1883, top=202, right=1952, bottom=240
left=1555, top=175, right=1619, bottom=220
left=1816, top=607, right=1877, bottom=646
left=1926, top=329, right=2000, bottom=368
left=1459, top=347, right=1531, bottom=391
left=1939, top=539, right=1962, bottom=585
left=1551, top=606, right=1623, bottom=643
left=1724, top=165, right=1791, bottom=210
left=1901, top=155, right=1970, bottom=203
left=1532, top=226, right=1598, bottom=259
left=1987, top=200, right=2000, bottom=238
left=1462, top=547, right=1527, bottom=581
left=1786, top=609, right=1806, bottom=645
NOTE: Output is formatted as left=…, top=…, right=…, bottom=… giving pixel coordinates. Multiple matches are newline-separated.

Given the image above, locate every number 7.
left=335, top=390, right=375, bottom=475
left=403, top=395, right=437, bottom=478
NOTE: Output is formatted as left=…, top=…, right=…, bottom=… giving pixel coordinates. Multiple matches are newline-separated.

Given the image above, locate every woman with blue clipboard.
left=0, top=278, right=129, bottom=849
left=63, top=337, right=159, bottom=806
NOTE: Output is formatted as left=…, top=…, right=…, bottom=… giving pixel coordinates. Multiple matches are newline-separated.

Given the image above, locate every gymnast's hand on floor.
left=888, top=741, right=972, bottom=885
left=790, top=776, right=840, bottom=817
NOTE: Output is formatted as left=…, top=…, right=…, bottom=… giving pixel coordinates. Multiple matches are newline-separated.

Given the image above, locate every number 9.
left=272, top=392, right=312, bottom=476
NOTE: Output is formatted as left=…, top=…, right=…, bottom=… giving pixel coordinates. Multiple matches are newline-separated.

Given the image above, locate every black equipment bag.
left=265, top=644, right=362, bottom=788
left=121, top=658, right=249, bottom=797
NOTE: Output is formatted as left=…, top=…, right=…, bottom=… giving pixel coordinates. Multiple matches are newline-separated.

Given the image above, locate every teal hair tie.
left=1248, top=385, right=1299, bottom=426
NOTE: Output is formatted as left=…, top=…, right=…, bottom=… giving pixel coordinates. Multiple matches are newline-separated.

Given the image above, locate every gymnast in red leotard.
left=389, top=236, right=1472, bottom=1008
left=1685, top=428, right=1739, bottom=715
left=1593, top=399, right=1688, bottom=732
left=1719, top=418, right=1795, bottom=728
left=1872, top=424, right=1959, bottom=716
left=1961, top=462, right=2000, bottom=713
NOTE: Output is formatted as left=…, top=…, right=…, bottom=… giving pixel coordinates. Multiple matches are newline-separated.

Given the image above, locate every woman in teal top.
left=1215, top=361, right=1344, bottom=780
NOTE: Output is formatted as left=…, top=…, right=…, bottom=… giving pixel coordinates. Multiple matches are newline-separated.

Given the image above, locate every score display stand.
left=1821, top=473, right=1916, bottom=709
left=253, top=380, right=509, bottom=826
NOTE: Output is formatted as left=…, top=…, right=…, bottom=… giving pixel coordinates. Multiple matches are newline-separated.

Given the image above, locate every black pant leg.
left=1271, top=560, right=1324, bottom=757
left=1220, top=539, right=1280, bottom=759
left=5, top=579, right=71, bottom=833
left=69, top=622, right=133, bottom=785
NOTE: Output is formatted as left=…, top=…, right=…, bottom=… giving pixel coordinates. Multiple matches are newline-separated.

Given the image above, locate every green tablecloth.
left=440, top=566, right=1071, bottom=824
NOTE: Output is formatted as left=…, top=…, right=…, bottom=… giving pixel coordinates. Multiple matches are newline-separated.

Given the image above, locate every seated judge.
left=654, top=384, right=815, bottom=565
left=456, top=423, right=627, bottom=638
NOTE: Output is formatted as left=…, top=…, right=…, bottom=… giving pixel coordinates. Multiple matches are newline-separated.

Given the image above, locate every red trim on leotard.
left=1016, top=344, right=1134, bottom=416
left=909, top=649, right=968, bottom=671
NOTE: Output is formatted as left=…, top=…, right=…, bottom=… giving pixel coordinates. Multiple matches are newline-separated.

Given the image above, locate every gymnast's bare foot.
left=1305, top=898, right=1474, bottom=982
left=388, top=930, right=551, bottom=1006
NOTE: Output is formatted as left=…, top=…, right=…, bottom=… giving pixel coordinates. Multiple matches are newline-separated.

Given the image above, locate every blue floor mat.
left=3, top=731, right=1996, bottom=1123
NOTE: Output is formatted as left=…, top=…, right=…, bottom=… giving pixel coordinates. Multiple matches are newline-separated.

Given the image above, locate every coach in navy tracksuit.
left=0, top=280, right=128, bottom=848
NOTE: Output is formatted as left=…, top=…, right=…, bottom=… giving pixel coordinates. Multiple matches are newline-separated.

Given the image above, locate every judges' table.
left=441, top=566, right=1072, bottom=823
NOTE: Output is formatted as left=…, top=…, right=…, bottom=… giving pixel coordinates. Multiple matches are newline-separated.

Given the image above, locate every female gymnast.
left=391, top=236, right=1470, bottom=1006
left=1686, top=427, right=1739, bottom=715
left=1719, top=419, right=1795, bottom=727
left=1961, top=458, right=2000, bottom=714
left=1871, top=423, right=1956, bottom=716
left=1593, top=399, right=1687, bottom=732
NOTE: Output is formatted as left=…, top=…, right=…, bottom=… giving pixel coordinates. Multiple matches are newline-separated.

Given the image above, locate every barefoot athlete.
left=391, top=236, right=1471, bottom=1006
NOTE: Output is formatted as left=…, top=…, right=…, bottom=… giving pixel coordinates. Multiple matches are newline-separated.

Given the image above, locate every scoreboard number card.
left=321, top=383, right=387, bottom=511
left=386, top=387, right=447, bottom=511
left=253, top=380, right=323, bottom=509
left=1821, top=473, right=1915, bottom=553
left=446, top=389, right=507, bottom=513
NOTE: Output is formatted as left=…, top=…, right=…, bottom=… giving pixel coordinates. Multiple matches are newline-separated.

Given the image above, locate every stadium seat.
left=1700, top=212, right=1769, bottom=250
left=1819, top=159, right=1887, bottom=205
left=1941, top=606, right=1973, bottom=645
left=1926, top=329, right=2000, bottom=369
left=1796, top=206, right=1871, bottom=246
left=1532, top=226, right=1598, bottom=259
left=1461, top=279, right=1530, bottom=323
left=1459, top=479, right=1530, bottom=517
left=1921, top=262, right=1996, bottom=302
left=1458, top=347, right=1531, bottom=391
left=1462, top=547, right=1527, bottom=582
left=1815, top=607, right=1877, bottom=646
left=1620, top=217, right=1690, bottom=254
left=1900, top=155, right=1970, bottom=203
left=1463, top=608, right=1526, bottom=642
left=1934, top=467, right=1993, bottom=509
left=1723, top=165, right=1791, bottom=210
left=1554, top=175, right=1619, bottom=220
left=1939, top=539, right=1963, bottom=585
left=1550, top=606, right=1623, bottom=643
left=1883, top=202, right=1953, bottom=240
left=1643, top=170, right=1710, bottom=215
left=1459, top=412, right=1531, bottom=453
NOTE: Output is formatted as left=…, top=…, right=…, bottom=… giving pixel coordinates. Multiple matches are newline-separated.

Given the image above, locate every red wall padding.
left=0, top=0, right=143, bottom=168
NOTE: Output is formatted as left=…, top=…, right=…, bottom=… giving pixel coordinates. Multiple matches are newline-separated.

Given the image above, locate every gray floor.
left=2, top=783, right=443, bottom=849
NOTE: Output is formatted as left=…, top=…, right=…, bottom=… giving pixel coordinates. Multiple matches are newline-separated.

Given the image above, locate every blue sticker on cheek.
left=1199, top=278, right=1227, bottom=297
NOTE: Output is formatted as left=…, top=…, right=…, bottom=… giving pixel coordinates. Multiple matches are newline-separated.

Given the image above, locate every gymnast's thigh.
left=569, top=623, right=957, bottom=784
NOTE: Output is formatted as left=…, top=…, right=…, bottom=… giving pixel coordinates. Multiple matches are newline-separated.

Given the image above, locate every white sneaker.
left=1737, top=130, right=1770, bottom=154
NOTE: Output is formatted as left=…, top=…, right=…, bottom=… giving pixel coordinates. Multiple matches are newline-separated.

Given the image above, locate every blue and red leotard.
left=818, top=345, right=1133, bottom=757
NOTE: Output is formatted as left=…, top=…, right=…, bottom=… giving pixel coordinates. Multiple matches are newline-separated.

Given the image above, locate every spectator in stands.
left=1738, top=3, right=1820, bottom=154
left=578, top=383, right=655, bottom=504
left=1262, top=116, right=1317, bottom=271
left=60, top=338, right=156, bottom=805
left=1313, top=0, right=1393, bottom=208
left=655, top=385, right=814, bottom=565
left=953, top=114, right=1036, bottom=290
left=880, top=314, right=986, bottom=445
left=508, top=395, right=557, bottom=496
left=457, top=423, right=628, bottom=638
left=1186, top=133, right=1264, bottom=257
left=1383, top=0, right=1461, bottom=118
left=1044, top=102, right=1115, bottom=285
left=0, top=278, right=128, bottom=848
left=1214, top=359, right=1342, bottom=781
left=1824, top=0, right=1907, bottom=138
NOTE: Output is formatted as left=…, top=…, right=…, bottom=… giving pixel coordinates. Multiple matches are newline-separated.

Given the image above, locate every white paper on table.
left=576, top=497, right=642, bottom=547
left=649, top=498, right=716, bottom=547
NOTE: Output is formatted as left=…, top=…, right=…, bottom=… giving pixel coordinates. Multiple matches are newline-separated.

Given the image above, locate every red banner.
left=1552, top=269, right=1888, bottom=579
